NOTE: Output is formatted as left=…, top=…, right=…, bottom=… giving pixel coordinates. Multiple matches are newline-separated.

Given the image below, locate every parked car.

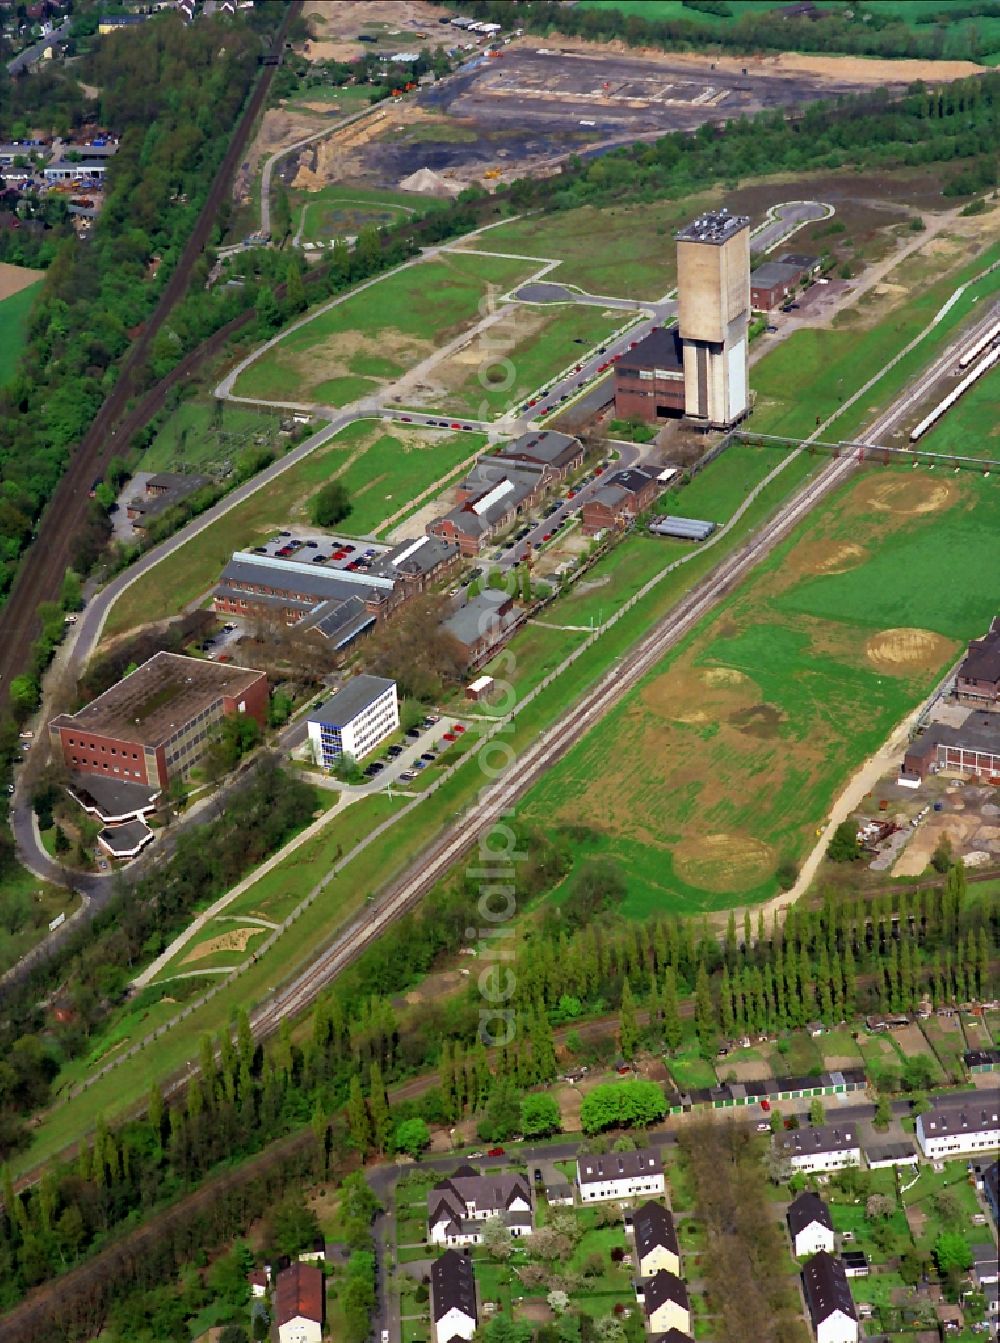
left=387, top=745, right=404, bottom=758
left=760, top=1099, right=771, bottom=1112
left=453, top=724, right=466, bottom=734
left=755, top=1121, right=770, bottom=1133
left=420, top=752, right=436, bottom=762
left=413, top=759, right=426, bottom=771
left=369, top=761, right=385, bottom=774
left=406, top=727, right=422, bottom=740
left=487, top=1146, right=505, bottom=1157
left=442, top=731, right=457, bottom=743
left=399, top=771, right=414, bottom=782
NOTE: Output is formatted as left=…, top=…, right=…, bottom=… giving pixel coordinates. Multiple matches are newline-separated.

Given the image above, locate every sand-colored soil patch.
left=642, top=663, right=759, bottom=725
left=673, top=832, right=776, bottom=894
left=182, top=926, right=263, bottom=965
left=286, top=329, right=433, bottom=391
left=853, top=474, right=957, bottom=517
left=0, top=261, right=43, bottom=301
left=788, top=540, right=868, bottom=578
left=865, top=627, right=955, bottom=676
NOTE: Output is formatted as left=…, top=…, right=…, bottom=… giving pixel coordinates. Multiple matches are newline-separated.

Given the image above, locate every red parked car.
left=442, top=731, right=457, bottom=742
left=760, top=1099, right=771, bottom=1112
left=487, top=1146, right=505, bottom=1157
left=453, top=724, right=466, bottom=734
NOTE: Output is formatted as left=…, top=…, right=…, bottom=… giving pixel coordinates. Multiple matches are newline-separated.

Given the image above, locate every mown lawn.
left=0, top=279, right=42, bottom=386
left=234, top=251, right=537, bottom=403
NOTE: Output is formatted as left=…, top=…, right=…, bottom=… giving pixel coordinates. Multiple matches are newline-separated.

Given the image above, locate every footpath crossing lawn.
left=234, top=251, right=538, bottom=405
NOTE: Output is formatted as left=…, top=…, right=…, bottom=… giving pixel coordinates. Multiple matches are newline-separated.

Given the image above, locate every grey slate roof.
left=311, top=675, right=395, bottom=727
left=431, top=1249, right=477, bottom=1325
left=750, top=260, right=802, bottom=289
left=442, top=590, right=514, bottom=648
left=577, top=1148, right=662, bottom=1185
left=617, top=325, right=684, bottom=375
left=775, top=1124, right=859, bottom=1159
left=787, top=1191, right=833, bottom=1239
left=802, top=1250, right=857, bottom=1325
left=98, top=819, right=153, bottom=855
left=643, top=1268, right=689, bottom=1317
left=633, top=1200, right=679, bottom=1264
left=920, top=1092, right=1000, bottom=1138
left=906, top=712, right=1000, bottom=762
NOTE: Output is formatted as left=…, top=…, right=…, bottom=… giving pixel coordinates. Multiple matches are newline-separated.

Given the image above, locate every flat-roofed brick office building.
left=49, top=652, right=268, bottom=789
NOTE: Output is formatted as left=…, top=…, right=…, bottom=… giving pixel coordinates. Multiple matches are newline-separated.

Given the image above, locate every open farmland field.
left=522, top=467, right=1000, bottom=914
left=233, top=251, right=538, bottom=405
left=142, top=399, right=283, bottom=473
left=409, top=299, right=629, bottom=418
left=104, top=421, right=483, bottom=638
left=0, top=272, right=42, bottom=386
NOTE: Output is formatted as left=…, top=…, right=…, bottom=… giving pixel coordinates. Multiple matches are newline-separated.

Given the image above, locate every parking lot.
left=249, top=529, right=390, bottom=574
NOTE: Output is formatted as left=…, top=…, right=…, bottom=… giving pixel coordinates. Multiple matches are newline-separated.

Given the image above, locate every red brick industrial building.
left=581, top=465, right=663, bottom=535
left=613, top=327, right=685, bottom=423
left=49, top=652, right=268, bottom=789
left=955, top=617, right=1000, bottom=711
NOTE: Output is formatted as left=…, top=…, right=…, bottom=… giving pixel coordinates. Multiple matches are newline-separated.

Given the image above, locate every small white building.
left=307, top=674, right=398, bottom=767
left=576, top=1149, right=665, bottom=1203
left=787, top=1191, right=836, bottom=1258
left=802, top=1250, right=859, bottom=1343
left=774, top=1124, right=862, bottom=1175
left=916, top=1094, right=1000, bottom=1159
left=431, top=1249, right=478, bottom=1343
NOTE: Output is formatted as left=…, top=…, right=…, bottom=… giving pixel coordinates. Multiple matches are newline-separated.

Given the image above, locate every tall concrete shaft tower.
left=676, top=208, right=751, bottom=428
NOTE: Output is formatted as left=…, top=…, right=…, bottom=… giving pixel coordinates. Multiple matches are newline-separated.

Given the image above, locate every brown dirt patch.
left=853, top=474, right=957, bottom=517
left=0, top=261, right=43, bottom=301
left=672, top=832, right=776, bottom=894
left=864, top=628, right=956, bottom=676
left=641, top=663, right=759, bottom=725
left=728, top=703, right=786, bottom=739
left=299, top=1, right=442, bottom=64
left=287, top=329, right=434, bottom=394
left=182, top=926, right=263, bottom=965
left=787, top=540, right=868, bottom=578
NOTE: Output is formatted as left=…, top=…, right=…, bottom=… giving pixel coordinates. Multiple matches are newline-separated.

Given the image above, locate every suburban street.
left=5, top=17, right=70, bottom=74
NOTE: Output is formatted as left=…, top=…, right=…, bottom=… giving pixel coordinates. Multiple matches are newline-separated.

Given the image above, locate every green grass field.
left=469, top=195, right=720, bottom=299
left=142, top=398, right=283, bottom=473
left=424, top=299, right=628, bottom=417
left=104, top=421, right=484, bottom=637
left=0, top=278, right=41, bottom=386
left=522, top=466, right=1000, bottom=913
left=749, top=245, right=1000, bottom=442
left=234, top=251, right=538, bottom=404
left=293, top=183, right=433, bottom=245
left=575, top=0, right=1000, bottom=58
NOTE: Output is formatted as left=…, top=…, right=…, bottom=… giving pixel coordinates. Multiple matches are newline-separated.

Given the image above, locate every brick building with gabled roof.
left=955, top=616, right=1000, bottom=710
left=273, top=1261, right=324, bottom=1343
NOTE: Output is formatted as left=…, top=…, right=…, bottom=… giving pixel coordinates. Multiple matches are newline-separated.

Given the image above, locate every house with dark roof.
left=640, top=1268, right=691, bottom=1335
left=965, top=1048, right=1000, bottom=1073
left=428, top=461, right=545, bottom=556
left=983, top=1157, right=999, bottom=1228
left=273, top=1261, right=324, bottom=1343
left=955, top=617, right=1000, bottom=710
left=916, top=1093, right=1000, bottom=1159
left=631, top=1199, right=680, bottom=1278
left=787, top=1191, right=835, bottom=1257
left=581, top=464, right=663, bottom=536
left=431, top=1249, right=478, bottom=1343
left=774, top=1124, right=861, bottom=1174
left=802, top=1250, right=858, bottom=1343
left=576, top=1149, right=664, bottom=1203
left=427, top=1165, right=533, bottom=1246
left=749, top=259, right=804, bottom=311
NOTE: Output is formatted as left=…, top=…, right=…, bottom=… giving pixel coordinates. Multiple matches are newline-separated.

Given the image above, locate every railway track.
left=247, top=301, right=1000, bottom=1040
left=0, top=3, right=301, bottom=690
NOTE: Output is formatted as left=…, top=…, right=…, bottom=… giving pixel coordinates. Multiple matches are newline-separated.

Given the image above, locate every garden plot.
left=522, top=467, right=1000, bottom=913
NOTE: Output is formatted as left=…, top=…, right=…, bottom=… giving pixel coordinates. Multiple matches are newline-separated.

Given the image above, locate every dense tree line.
left=3, top=823, right=994, bottom=1319
left=0, top=758, right=316, bottom=1162
left=0, top=8, right=282, bottom=599
left=455, top=0, right=1000, bottom=62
